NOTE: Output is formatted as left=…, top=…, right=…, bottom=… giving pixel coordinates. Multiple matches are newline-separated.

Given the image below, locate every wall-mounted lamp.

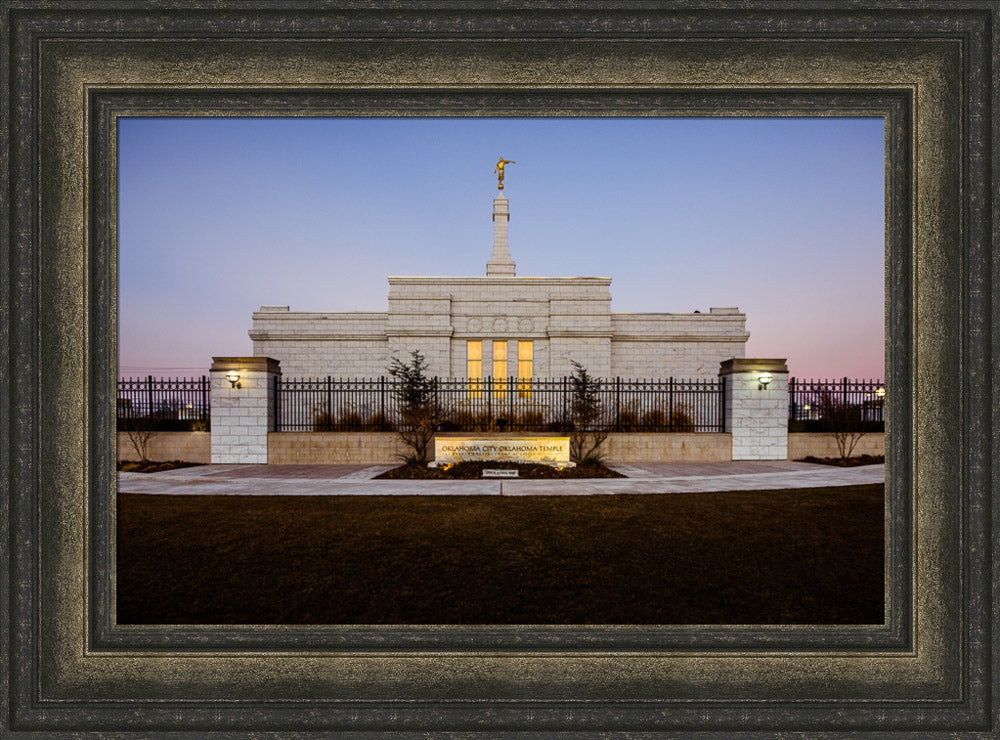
left=225, top=371, right=241, bottom=389
left=875, top=387, right=886, bottom=399
left=757, top=372, right=773, bottom=390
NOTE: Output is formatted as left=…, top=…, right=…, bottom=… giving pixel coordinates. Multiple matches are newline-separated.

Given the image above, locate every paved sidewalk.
left=118, top=461, right=885, bottom=496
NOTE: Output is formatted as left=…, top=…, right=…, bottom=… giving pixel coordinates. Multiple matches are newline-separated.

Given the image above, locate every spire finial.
left=494, top=156, right=515, bottom=191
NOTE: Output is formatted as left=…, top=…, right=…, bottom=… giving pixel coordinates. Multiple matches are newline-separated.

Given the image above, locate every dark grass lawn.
left=117, top=485, right=884, bottom=625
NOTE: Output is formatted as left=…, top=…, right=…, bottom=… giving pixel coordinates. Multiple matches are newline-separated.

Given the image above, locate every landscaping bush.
left=337, top=411, right=365, bottom=430
left=567, top=361, right=610, bottom=464
left=312, top=410, right=335, bottom=432
left=366, top=412, right=393, bottom=432
left=388, top=351, right=445, bottom=466
left=442, top=409, right=493, bottom=432
left=668, top=406, right=695, bottom=432
left=639, top=408, right=667, bottom=430
left=512, top=409, right=546, bottom=430
left=610, top=404, right=695, bottom=433
left=614, top=404, right=642, bottom=432
left=116, top=417, right=208, bottom=432
left=789, top=419, right=885, bottom=434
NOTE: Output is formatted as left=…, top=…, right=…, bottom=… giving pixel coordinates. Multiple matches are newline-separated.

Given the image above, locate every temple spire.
left=487, top=194, right=516, bottom=276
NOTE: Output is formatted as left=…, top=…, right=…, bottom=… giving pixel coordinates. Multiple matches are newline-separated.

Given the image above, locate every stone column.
left=486, top=195, right=516, bottom=275
left=719, top=358, right=789, bottom=461
left=209, top=357, right=281, bottom=464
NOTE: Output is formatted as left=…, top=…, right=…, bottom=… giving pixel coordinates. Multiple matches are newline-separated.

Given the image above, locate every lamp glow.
left=225, top=371, right=241, bottom=388
left=758, top=372, right=773, bottom=390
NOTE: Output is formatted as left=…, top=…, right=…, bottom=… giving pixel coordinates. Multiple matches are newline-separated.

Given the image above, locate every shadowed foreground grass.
left=117, top=485, right=883, bottom=625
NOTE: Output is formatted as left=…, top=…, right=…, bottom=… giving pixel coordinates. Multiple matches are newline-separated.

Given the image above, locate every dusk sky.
left=118, top=116, right=885, bottom=380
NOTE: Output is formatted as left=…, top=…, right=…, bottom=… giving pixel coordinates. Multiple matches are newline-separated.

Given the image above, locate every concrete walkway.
left=118, top=460, right=885, bottom=496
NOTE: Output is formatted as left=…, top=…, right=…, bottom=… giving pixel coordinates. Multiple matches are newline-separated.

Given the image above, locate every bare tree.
left=567, top=360, right=610, bottom=464
left=818, top=391, right=868, bottom=460
left=387, top=350, right=445, bottom=466
left=121, top=413, right=155, bottom=464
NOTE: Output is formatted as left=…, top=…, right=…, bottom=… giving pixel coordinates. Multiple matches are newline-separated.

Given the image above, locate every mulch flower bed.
left=374, top=461, right=625, bottom=479
left=118, top=460, right=204, bottom=474
left=798, top=455, right=884, bottom=467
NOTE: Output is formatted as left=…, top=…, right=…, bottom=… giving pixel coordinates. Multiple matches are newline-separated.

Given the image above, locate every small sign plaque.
left=482, top=469, right=519, bottom=478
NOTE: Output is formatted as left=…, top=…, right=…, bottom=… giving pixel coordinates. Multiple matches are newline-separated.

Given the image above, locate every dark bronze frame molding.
left=2, top=2, right=996, bottom=736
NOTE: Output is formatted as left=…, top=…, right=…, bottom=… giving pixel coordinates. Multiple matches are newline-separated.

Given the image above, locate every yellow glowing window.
left=466, top=340, right=482, bottom=397
left=492, top=340, right=508, bottom=378
left=518, top=341, right=533, bottom=397
left=492, top=341, right=508, bottom=397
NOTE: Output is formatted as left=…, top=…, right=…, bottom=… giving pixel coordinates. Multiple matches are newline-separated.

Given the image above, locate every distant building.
left=250, top=192, right=749, bottom=379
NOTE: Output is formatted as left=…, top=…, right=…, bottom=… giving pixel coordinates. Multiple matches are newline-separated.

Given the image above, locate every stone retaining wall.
left=269, top=432, right=732, bottom=464
left=604, top=433, right=732, bottom=462
left=268, top=432, right=411, bottom=465
left=787, top=432, right=885, bottom=460
left=117, top=430, right=885, bottom=465
left=117, top=431, right=211, bottom=463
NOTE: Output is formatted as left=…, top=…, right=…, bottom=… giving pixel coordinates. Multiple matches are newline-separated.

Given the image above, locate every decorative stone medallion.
left=518, top=318, right=533, bottom=332
left=492, top=317, right=508, bottom=332
left=467, top=317, right=482, bottom=332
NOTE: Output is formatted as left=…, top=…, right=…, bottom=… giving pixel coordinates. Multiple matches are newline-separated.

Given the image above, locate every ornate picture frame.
left=2, top=2, right=995, bottom=735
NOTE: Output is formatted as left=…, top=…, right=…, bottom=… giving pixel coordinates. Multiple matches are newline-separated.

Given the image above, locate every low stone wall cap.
left=719, top=358, right=788, bottom=375
left=211, top=356, right=282, bottom=374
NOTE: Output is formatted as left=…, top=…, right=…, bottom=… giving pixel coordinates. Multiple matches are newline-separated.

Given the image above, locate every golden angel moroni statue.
left=494, top=156, right=516, bottom=190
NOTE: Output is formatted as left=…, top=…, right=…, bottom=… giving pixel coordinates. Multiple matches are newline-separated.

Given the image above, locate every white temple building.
left=250, top=183, right=749, bottom=380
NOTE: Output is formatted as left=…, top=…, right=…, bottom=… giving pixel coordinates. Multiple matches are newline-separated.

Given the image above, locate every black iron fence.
left=114, top=374, right=887, bottom=434
left=788, top=377, right=885, bottom=431
left=274, top=376, right=726, bottom=433
left=116, top=376, right=211, bottom=431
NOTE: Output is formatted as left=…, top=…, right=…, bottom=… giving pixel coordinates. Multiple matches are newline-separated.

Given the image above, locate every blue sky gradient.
left=118, top=116, right=885, bottom=379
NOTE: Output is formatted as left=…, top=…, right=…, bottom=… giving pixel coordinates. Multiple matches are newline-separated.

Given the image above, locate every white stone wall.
left=250, top=339, right=390, bottom=378
left=250, top=307, right=390, bottom=377
left=249, top=280, right=749, bottom=381
left=549, top=336, right=613, bottom=377
left=611, top=340, right=747, bottom=379
left=724, top=370, right=789, bottom=461
left=386, top=335, right=452, bottom=378
left=210, top=368, right=277, bottom=464
left=533, top=339, right=551, bottom=378
left=610, top=308, right=748, bottom=379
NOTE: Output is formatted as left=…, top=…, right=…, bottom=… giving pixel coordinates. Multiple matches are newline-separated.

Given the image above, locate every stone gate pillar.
left=209, top=357, right=281, bottom=464
left=719, top=358, right=789, bottom=461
